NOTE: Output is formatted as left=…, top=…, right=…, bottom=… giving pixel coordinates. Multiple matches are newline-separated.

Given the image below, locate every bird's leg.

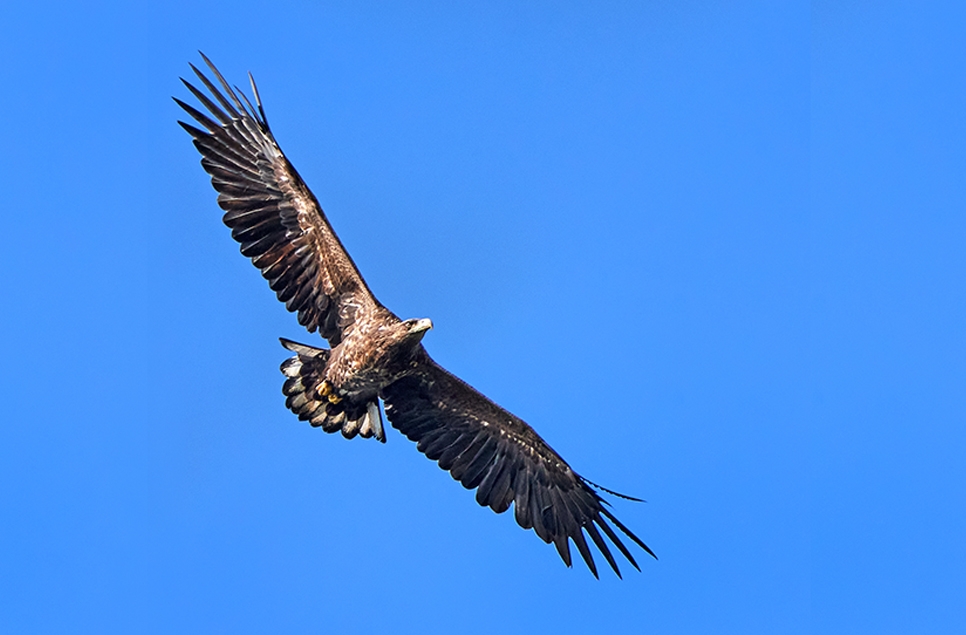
left=318, top=380, right=343, bottom=404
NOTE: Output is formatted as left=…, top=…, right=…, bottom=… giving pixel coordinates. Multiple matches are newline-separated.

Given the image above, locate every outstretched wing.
left=381, top=352, right=656, bottom=578
left=175, top=54, right=379, bottom=345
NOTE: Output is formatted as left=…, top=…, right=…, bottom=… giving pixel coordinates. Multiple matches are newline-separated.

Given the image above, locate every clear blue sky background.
left=1, top=2, right=963, bottom=633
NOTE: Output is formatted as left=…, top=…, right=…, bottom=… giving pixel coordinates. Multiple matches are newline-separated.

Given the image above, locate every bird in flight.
left=176, top=53, right=656, bottom=578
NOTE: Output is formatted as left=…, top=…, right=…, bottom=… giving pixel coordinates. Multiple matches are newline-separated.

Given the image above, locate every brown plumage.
left=176, top=53, right=656, bottom=577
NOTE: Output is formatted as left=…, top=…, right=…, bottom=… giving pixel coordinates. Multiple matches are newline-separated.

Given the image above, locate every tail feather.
left=279, top=338, right=385, bottom=442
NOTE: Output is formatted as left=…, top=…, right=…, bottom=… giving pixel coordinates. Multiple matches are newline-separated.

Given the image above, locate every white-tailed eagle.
left=176, top=54, right=656, bottom=577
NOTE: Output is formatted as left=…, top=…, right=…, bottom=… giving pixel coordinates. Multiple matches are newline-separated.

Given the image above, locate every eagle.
left=176, top=53, right=656, bottom=578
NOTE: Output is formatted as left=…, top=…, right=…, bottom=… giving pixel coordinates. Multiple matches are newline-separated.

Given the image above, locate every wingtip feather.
left=601, top=507, right=657, bottom=560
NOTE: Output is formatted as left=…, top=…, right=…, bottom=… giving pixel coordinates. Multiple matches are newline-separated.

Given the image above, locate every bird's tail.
left=278, top=338, right=385, bottom=442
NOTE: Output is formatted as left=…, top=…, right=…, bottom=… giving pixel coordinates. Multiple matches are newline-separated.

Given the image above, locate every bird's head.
left=386, top=317, right=433, bottom=355
left=403, top=317, right=433, bottom=341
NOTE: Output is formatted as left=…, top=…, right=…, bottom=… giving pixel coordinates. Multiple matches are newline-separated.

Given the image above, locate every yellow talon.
left=317, top=380, right=342, bottom=403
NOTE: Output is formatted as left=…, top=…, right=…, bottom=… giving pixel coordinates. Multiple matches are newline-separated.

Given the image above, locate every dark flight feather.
left=382, top=353, right=656, bottom=577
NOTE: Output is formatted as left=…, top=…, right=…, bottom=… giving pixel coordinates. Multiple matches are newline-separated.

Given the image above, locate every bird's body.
left=281, top=315, right=433, bottom=441
left=177, top=54, right=655, bottom=577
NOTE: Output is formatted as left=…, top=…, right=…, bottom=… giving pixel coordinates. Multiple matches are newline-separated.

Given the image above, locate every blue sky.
left=1, top=1, right=963, bottom=633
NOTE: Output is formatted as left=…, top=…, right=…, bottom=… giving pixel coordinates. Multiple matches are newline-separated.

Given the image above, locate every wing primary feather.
left=571, top=528, right=598, bottom=579
left=181, top=77, right=232, bottom=125
left=235, top=84, right=263, bottom=127
left=194, top=56, right=243, bottom=116
left=173, top=97, right=221, bottom=132
left=584, top=522, right=621, bottom=579
left=237, top=116, right=269, bottom=150
left=248, top=72, right=269, bottom=126
left=547, top=487, right=578, bottom=541
left=177, top=120, right=209, bottom=140
left=564, top=488, right=600, bottom=523
left=553, top=535, right=572, bottom=569
left=581, top=477, right=645, bottom=503
left=233, top=85, right=254, bottom=118
left=600, top=508, right=657, bottom=560
left=595, top=516, right=641, bottom=571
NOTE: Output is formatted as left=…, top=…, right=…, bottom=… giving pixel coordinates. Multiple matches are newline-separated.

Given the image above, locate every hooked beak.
left=411, top=318, right=433, bottom=334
